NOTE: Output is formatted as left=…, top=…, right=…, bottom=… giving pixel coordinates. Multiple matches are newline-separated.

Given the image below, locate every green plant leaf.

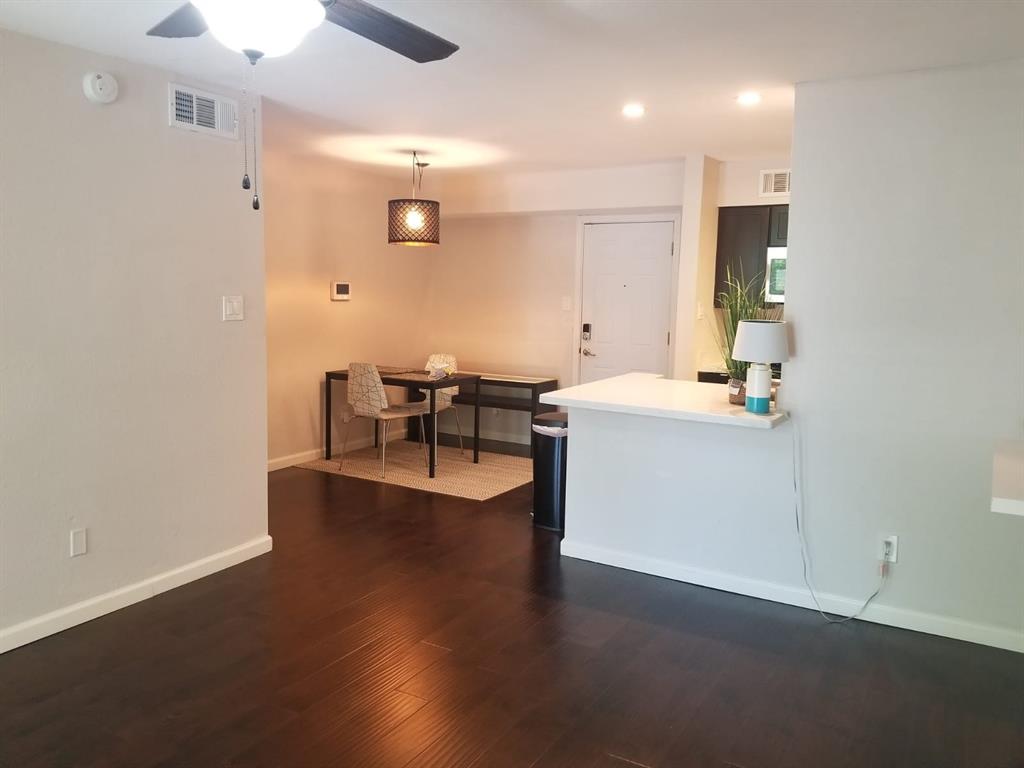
left=709, top=266, right=782, bottom=380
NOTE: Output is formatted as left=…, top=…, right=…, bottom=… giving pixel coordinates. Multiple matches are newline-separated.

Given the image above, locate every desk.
left=325, top=369, right=481, bottom=478
left=452, top=372, right=559, bottom=417
left=407, top=372, right=558, bottom=457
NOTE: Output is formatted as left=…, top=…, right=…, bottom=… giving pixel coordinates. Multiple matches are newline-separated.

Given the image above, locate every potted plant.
left=713, top=269, right=783, bottom=405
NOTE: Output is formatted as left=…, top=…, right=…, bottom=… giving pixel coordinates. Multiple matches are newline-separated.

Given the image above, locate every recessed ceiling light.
left=737, top=91, right=762, bottom=107
left=622, top=102, right=645, bottom=119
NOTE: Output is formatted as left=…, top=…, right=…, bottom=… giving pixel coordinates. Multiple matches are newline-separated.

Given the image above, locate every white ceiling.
left=3, top=0, right=1024, bottom=170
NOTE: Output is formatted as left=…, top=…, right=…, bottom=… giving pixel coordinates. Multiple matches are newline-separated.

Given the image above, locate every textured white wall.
left=0, top=32, right=268, bottom=642
left=784, top=60, right=1024, bottom=641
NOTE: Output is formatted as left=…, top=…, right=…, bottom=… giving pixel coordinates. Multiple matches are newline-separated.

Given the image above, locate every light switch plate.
left=222, top=295, right=244, bottom=321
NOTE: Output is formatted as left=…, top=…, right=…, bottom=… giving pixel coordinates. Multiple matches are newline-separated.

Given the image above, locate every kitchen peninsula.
left=540, top=373, right=807, bottom=608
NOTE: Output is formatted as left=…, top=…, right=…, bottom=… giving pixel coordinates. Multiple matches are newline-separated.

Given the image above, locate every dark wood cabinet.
left=714, top=204, right=788, bottom=305
left=714, top=206, right=770, bottom=306
left=768, top=205, right=788, bottom=247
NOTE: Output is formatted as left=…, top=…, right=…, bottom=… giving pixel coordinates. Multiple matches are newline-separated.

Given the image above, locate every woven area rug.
left=298, top=440, right=532, bottom=501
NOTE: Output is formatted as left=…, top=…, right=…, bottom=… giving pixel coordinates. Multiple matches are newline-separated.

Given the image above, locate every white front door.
left=580, top=221, right=675, bottom=384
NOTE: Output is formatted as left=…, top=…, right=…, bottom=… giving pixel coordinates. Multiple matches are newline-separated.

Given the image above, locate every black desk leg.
left=473, top=382, right=480, bottom=464
left=530, top=387, right=538, bottom=458
left=429, top=389, right=437, bottom=478
left=374, top=421, right=379, bottom=449
left=406, top=385, right=420, bottom=443
left=325, top=376, right=332, bottom=460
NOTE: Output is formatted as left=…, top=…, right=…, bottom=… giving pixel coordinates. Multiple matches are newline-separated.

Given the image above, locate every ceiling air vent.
left=759, top=168, right=791, bottom=198
left=168, top=83, right=238, bottom=140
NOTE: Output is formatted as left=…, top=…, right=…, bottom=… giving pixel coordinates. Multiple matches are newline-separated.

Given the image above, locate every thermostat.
left=331, top=282, right=351, bottom=301
left=82, top=71, right=119, bottom=104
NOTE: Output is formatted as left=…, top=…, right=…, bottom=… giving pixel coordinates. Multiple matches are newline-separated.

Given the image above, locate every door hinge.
left=667, top=331, right=671, bottom=345
left=671, top=242, right=675, bottom=256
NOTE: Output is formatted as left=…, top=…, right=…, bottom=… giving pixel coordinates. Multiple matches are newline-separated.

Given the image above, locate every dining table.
left=325, top=367, right=482, bottom=478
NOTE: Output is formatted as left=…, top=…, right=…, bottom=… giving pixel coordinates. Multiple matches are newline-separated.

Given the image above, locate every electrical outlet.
left=70, top=528, right=88, bottom=558
left=881, top=535, right=898, bottom=563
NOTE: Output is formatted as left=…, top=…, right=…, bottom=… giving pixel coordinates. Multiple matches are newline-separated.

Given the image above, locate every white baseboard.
left=268, top=447, right=327, bottom=472
left=0, top=535, right=273, bottom=654
left=560, top=539, right=1024, bottom=654
left=268, top=429, right=407, bottom=472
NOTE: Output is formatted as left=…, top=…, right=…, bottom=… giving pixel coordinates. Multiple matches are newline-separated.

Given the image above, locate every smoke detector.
left=82, top=71, right=119, bottom=104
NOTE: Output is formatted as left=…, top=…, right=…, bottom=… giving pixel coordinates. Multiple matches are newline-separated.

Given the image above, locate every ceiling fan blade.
left=324, top=0, right=458, bottom=63
left=147, top=3, right=208, bottom=38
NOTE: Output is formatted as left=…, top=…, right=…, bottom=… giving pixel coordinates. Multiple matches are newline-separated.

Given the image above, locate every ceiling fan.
left=147, top=0, right=459, bottom=65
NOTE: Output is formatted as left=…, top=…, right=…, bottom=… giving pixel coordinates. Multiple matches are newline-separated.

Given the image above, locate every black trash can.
left=532, top=411, right=568, bottom=534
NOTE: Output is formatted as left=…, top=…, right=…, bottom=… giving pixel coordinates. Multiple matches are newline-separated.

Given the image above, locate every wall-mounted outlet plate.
left=881, top=535, right=899, bottom=563
left=70, top=528, right=88, bottom=557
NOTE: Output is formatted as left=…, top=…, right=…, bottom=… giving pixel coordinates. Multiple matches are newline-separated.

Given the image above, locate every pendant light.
left=388, top=151, right=440, bottom=246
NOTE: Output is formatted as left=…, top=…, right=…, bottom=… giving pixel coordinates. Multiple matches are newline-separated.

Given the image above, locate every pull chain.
left=240, top=63, right=250, bottom=190
left=251, top=103, right=260, bottom=210
left=250, top=63, right=260, bottom=211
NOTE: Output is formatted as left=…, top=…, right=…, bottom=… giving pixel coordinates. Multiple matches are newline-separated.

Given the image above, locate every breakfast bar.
left=540, top=372, right=804, bottom=607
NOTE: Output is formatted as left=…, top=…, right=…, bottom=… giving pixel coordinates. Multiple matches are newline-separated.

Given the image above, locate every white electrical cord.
left=790, top=417, right=888, bottom=624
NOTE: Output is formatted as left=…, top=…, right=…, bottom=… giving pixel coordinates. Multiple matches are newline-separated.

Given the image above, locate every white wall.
left=0, top=32, right=270, bottom=652
left=675, top=156, right=722, bottom=378
left=263, top=103, right=434, bottom=468
left=436, top=161, right=686, bottom=216
left=421, top=214, right=578, bottom=443
left=784, top=60, right=1024, bottom=645
left=718, top=156, right=791, bottom=207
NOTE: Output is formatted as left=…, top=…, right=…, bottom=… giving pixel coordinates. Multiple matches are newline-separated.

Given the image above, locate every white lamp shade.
left=732, top=320, right=790, bottom=363
left=193, top=0, right=325, bottom=58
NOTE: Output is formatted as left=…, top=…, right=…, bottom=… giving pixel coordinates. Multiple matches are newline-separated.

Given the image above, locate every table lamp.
left=731, top=320, right=789, bottom=414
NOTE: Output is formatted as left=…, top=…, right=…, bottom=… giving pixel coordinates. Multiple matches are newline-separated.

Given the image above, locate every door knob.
left=582, top=348, right=597, bottom=357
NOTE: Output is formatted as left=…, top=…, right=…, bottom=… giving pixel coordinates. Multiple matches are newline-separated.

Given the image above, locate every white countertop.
left=992, top=440, right=1024, bottom=517
left=539, top=372, right=788, bottom=429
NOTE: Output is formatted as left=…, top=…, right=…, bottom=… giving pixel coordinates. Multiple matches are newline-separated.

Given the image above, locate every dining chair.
left=422, top=352, right=465, bottom=455
left=339, top=363, right=429, bottom=478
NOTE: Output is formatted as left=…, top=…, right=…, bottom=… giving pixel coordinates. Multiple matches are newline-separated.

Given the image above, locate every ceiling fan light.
left=192, top=0, right=325, bottom=58
left=388, top=199, right=440, bottom=246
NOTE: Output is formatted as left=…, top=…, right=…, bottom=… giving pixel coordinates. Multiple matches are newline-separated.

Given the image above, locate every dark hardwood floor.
left=2, top=467, right=1023, bottom=768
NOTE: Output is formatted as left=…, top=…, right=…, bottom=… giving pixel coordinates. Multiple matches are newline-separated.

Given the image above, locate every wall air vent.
left=758, top=168, right=791, bottom=198
left=168, top=83, right=238, bottom=140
